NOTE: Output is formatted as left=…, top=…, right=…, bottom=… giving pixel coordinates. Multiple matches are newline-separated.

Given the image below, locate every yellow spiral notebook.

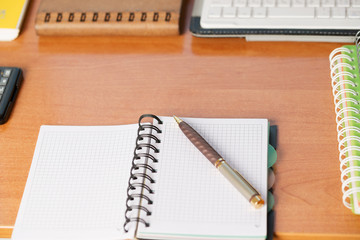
left=329, top=37, right=360, bottom=215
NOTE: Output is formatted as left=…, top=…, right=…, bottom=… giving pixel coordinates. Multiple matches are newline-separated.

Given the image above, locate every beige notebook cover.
left=35, top=0, right=182, bottom=36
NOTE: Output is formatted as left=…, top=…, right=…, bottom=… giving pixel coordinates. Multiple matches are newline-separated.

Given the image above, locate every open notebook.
left=12, top=115, right=268, bottom=240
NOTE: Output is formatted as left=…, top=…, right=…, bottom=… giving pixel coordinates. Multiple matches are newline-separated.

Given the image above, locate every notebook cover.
left=267, top=125, right=277, bottom=240
left=340, top=45, right=360, bottom=215
left=330, top=45, right=360, bottom=214
left=35, top=0, right=183, bottom=36
left=0, top=0, right=29, bottom=41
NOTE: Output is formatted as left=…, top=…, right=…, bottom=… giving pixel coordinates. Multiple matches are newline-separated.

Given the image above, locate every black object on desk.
left=0, top=67, right=23, bottom=124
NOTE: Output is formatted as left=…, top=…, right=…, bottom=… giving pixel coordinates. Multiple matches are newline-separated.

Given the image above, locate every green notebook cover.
left=330, top=45, right=360, bottom=214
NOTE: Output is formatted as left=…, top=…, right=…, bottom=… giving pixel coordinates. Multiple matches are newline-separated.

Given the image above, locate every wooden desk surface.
left=1, top=0, right=360, bottom=239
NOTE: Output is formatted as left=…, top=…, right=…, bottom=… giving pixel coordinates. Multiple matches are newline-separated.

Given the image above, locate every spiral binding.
left=123, top=114, right=163, bottom=233
left=330, top=34, right=360, bottom=210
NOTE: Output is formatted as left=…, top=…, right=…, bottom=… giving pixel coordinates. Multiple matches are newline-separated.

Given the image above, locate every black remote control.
left=0, top=67, right=23, bottom=124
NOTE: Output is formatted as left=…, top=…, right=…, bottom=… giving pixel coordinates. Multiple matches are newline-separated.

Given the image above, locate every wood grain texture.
left=1, top=0, right=360, bottom=239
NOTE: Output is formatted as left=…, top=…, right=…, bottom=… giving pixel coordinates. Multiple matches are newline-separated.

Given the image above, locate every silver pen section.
left=215, top=158, right=264, bottom=209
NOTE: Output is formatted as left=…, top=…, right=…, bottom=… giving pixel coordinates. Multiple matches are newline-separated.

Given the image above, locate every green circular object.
left=268, top=144, right=277, bottom=168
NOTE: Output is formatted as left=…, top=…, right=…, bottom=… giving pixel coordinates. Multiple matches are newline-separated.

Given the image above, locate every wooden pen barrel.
left=179, top=121, right=222, bottom=166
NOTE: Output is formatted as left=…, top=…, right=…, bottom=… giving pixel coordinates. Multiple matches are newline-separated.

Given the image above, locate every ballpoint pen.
left=173, top=116, right=265, bottom=209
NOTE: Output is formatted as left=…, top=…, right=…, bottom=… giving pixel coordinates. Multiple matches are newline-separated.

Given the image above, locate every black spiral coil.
left=123, top=114, right=163, bottom=233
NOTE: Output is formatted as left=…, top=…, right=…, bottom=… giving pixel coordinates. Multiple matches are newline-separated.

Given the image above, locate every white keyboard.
left=200, top=0, right=360, bottom=29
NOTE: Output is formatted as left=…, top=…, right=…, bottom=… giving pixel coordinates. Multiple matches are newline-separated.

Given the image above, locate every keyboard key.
left=0, top=86, right=4, bottom=94
left=0, top=78, right=8, bottom=86
left=316, top=6, right=331, bottom=17
left=332, top=7, right=346, bottom=17
left=322, top=0, right=335, bottom=6
left=253, top=7, right=267, bottom=17
left=278, top=0, right=291, bottom=7
left=308, top=0, right=321, bottom=6
left=237, top=7, right=252, bottom=17
left=337, top=0, right=350, bottom=6
left=348, top=7, right=360, bottom=17
left=234, top=0, right=247, bottom=6
left=351, top=0, right=360, bottom=6
left=264, top=0, right=276, bottom=6
left=249, top=0, right=262, bottom=7
left=208, top=7, right=222, bottom=17
left=3, top=69, right=11, bottom=78
left=293, top=0, right=306, bottom=7
left=268, top=7, right=315, bottom=17
left=223, top=7, right=237, bottom=17
left=211, top=0, right=232, bottom=6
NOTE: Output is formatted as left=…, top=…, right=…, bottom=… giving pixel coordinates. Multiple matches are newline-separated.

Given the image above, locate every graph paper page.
left=137, top=117, right=268, bottom=240
left=12, top=125, right=138, bottom=240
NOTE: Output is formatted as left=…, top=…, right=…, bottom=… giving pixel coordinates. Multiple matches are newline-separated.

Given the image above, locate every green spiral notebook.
left=330, top=42, right=360, bottom=215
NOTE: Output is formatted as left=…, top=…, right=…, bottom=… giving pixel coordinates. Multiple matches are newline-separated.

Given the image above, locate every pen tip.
left=250, top=195, right=265, bottom=209
left=173, top=115, right=183, bottom=124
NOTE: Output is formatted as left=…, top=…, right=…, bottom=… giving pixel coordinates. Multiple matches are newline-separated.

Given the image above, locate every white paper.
left=137, top=117, right=268, bottom=240
left=12, top=125, right=138, bottom=240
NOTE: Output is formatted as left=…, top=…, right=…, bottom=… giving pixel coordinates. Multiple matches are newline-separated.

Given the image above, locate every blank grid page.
left=138, top=117, right=268, bottom=239
left=12, top=125, right=138, bottom=240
